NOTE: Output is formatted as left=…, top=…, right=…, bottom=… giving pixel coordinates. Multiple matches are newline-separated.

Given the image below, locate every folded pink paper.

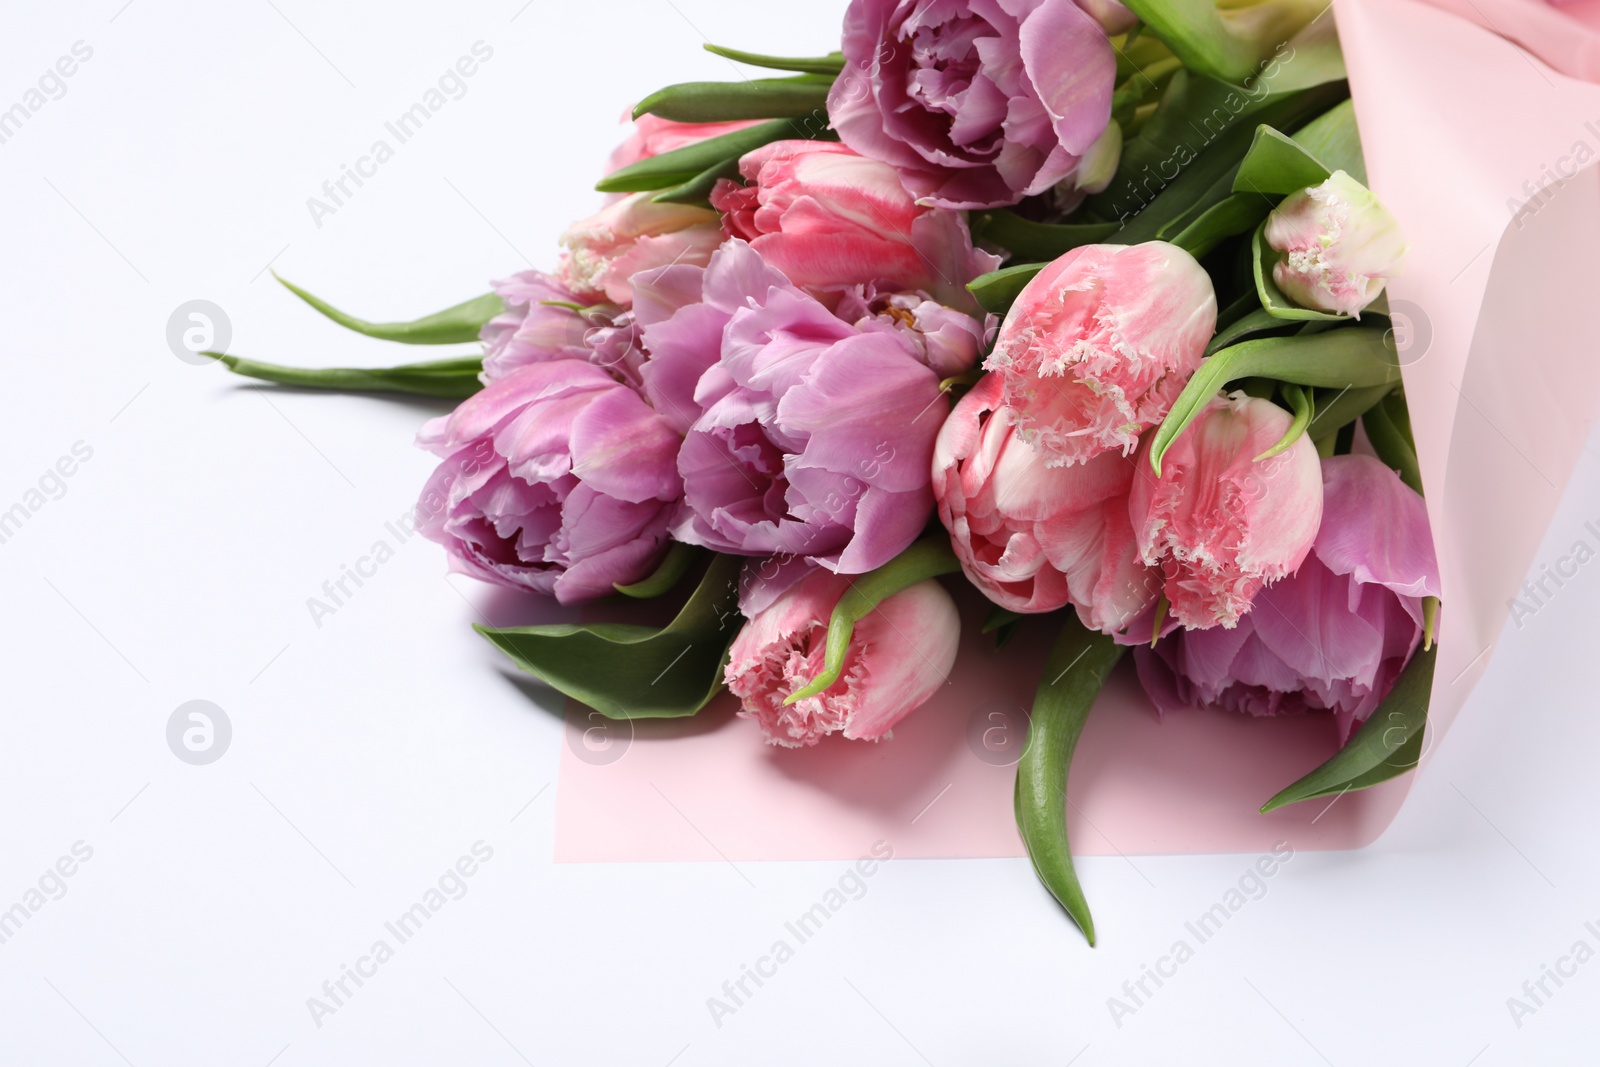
left=553, top=0, right=1600, bottom=862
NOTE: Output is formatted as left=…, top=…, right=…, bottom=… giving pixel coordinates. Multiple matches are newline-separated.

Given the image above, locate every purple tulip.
left=415, top=360, right=683, bottom=604
left=827, top=0, right=1118, bottom=209
left=479, top=270, right=644, bottom=387
left=633, top=239, right=953, bottom=574
left=1125, top=453, right=1440, bottom=743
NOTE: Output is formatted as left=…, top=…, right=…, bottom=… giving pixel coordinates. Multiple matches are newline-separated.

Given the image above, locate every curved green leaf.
left=1305, top=382, right=1393, bottom=443
left=1167, top=192, right=1270, bottom=259
left=971, top=212, right=1123, bottom=262
left=1206, top=307, right=1292, bottom=356
left=1015, top=618, right=1124, bottom=945
left=1118, top=0, right=1337, bottom=85
left=1149, top=327, right=1401, bottom=475
left=597, top=117, right=834, bottom=194
left=205, top=351, right=483, bottom=398
left=1232, top=125, right=1331, bottom=196
left=614, top=542, right=706, bottom=599
left=968, top=262, right=1046, bottom=316
left=1261, top=645, right=1435, bottom=811
left=274, top=275, right=501, bottom=344
left=1289, top=99, right=1366, bottom=183
left=477, top=554, right=743, bottom=719
left=632, top=76, right=831, bottom=123
left=1255, top=383, right=1312, bottom=460
left=702, top=44, right=845, bottom=75
left=784, top=538, right=961, bottom=704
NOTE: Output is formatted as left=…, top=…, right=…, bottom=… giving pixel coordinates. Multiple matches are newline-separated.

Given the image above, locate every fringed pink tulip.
left=725, top=569, right=960, bottom=747
left=933, top=373, right=1159, bottom=633
left=985, top=242, right=1216, bottom=467
left=1128, top=453, right=1439, bottom=742
left=711, top=140, right=998, bottom=309
left=1129, top=392, right=1323, bottom=629
left=556, top=193, right=723, bottom=306
left=416, top=360, right=682, bottom=604
left=1265, top=170, right=1407, bottom=317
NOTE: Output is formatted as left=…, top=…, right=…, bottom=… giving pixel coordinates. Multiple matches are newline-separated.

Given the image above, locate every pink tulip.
left=838, top=286, right=993, bottom=379
left=556, top=193, right=724, bottom=306
left=725, top=568, right=960, bottom=747
left=415, top=360, right=682, bottom=604
left=711, top=140, right=999, bottom=309
left=1127, top=453, right=1439, bottom=742
left=985, top=242, right=1217, bottom=468
left=933, top=373, right=1159, bottom=633
left=828, top=0, right=1117, bottom=209
left=1265, top=170, right=1407, bottom=317
left=479, top=271, right=643, bottom=385
left=1130, top=392, right=1323, bottom=629
left=605, top=115, right=762, bottom=176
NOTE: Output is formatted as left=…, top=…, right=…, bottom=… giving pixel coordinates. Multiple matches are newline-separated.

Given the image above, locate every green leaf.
left=971, top=211, right=1124, bottom=262
left=1232, top=125, right=1331, bottom=196
left=1015, top=618, right=1124, bottom=945
left=1167, top=192, right=1270, bottom=259
left=1118, top=0, right=1337, bottom=85
left=1261, top=645, right=1435, bottom=811
left=702, top=44, right=845, bottom=75
left=1255, top=382, right=1312, bottom=460
left=1149, top=326, right=1401, bottom=475
left=648, top=156, right=744, bottom=207
left=783, top=538, right=961, bottom=704
left=477, top=554, right=743, bottom=720
left=597, top=117, right=834, bottom=194
left=614, top=542, right=706, bottom=599
left=1252, top=221, right=1348, bottom=321
left=205, top=352, right=484, bottom=398
left=274, top=275, right=501, bottom=344
left=1205, top=307, right=1293, bottom=356
left=1288, top=99, right=1366, bottom=182
left=968, top=262, right=1046, bottom=316
left=1361, top=391, right=1424, bottom=495
left=1305, top=382, right=1393, bottom=441
left=632, top=76, right=832, bottom=123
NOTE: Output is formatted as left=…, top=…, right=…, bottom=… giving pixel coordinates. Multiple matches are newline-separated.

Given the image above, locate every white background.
left=1, top=1, right=1597, bottom=1064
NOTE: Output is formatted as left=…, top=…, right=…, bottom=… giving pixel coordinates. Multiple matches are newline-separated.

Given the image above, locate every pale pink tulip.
left=933, top=373, right=1159, bottom=633
left=1265, top=170, right=1407, bottom=317
left=711, top=140, right=999, bottom=308
left=1128, top=392, right=1323, bottom=629
left=724, top=568, right=960, bottom=747
left=985, top=242, right=1216, bottom=468
left=556, top=193, right=723, bottom=306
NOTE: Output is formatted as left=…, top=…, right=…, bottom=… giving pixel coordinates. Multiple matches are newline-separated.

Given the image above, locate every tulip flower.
left=633, top=239, right=950, bottom=574
left=933, top=373, right=1159, bottom=633
left=478, top=270, right=644, bottom=386
left=415, top=360, right=683, bottom=604
left=556, top=193, right=724, bottom=306
left=711, top=140, right=998, bottom=309
left=724, top=568, right=960, bottom=746
left=985, top=242, right=1217, bottom=468
left=838, top=287, right=992, bottom=379
left=1128, top=392, right=1323, bottom=629
left=1127, top=453, right=1439, bottom=743
left=1264, top=170, right=1407, bottom=317
left=827, top=0, right=1118, bottom=209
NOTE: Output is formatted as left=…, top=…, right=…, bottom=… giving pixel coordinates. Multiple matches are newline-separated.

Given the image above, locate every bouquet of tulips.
left=219, top=0, right=1445, bottom=942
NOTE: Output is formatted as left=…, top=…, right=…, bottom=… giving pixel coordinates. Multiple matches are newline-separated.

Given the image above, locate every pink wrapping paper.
left=552, top=0, right=1600, bottom=862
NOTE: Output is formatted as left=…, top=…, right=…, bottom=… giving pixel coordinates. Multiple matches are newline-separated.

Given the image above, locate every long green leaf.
left=1260, top=645, right=1436, bottom=811
left=275, top=276, right=501, bottom=344
left=971, top=212, right=1123, bottom=262
left=1167, top=192, right=1270, bottom=259
left=969, top=262, right=1047, bottom=316
left=1255, top=383, right=1312, bottom=460
left=597, top=117, right=834, bottom=194
left=477, top=554, right=743, bottom=719
left=614, top=542, right=706, bottom=599
left=205, top=352, right=484, bottom=398
left=1232, top=125, right=1331, bottom=195
left=702, top=44, right=845, bottom=75
left=1361, top=391, right=1423, bottom=495
left=1148, top=327, right=1400, bottom=475
left=1289, top=99, right=1366, bottom=183
left=783, top=539, right=961, bottom=704
left=1305, top=382, right=1393, bottom=441
left=1015, top=618, right=1124, bottom=945
left=1118, top=0, right=1334, bottom=85
left=632, top=76, right=831, bottom=123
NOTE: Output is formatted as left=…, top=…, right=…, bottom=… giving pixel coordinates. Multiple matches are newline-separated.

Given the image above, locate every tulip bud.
left=1072, top=121, right=1123, bottom=196
left=1264, top=170, right=1407, bottom=317
left=556, top=193, right=723, bottom=306
left=1128, top=392, right=1323, bottom=629
left=724, top=569, right=960, bottom=747
left=985, top=242, right=1217, bottom=468
left=933, top=374, right=1159, bottom=633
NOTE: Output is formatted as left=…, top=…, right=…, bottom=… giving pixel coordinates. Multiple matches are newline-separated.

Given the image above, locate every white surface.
left=1, top=1, right=1597, bottom=1064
